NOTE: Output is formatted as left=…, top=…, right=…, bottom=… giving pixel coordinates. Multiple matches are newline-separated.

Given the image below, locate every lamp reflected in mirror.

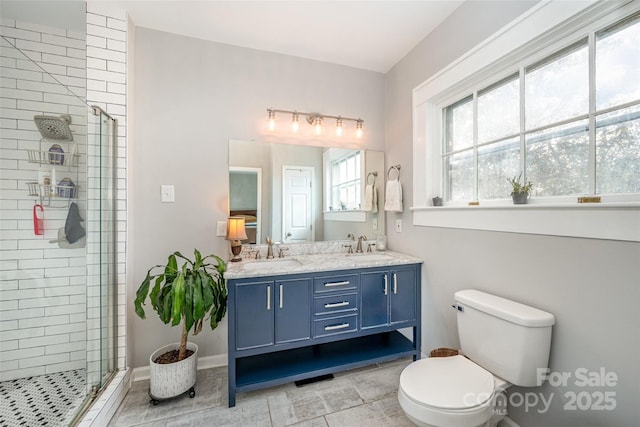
left=227, top=216, right=248, bottom=262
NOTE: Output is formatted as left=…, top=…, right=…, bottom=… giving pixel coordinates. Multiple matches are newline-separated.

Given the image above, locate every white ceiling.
left=112, top=1, right=464, bottom=73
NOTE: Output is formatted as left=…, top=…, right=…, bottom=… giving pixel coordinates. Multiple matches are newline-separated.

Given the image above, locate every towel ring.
left=387, top=165, right=401, bottom=180
left=367, top=172, right=377, bottom=185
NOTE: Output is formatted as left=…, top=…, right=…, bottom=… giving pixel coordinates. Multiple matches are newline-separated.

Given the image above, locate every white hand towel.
left=363, top=183, right=378, bottom=212
left=384, top=179, right=403, bottom=212
left=364, top=183, right=374, bottom=211
left=372, top=183, right=378, bottom=213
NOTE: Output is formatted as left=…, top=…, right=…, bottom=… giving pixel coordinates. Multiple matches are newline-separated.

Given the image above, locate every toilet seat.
left=398, top=356, right=496, bottom=427
left=401, top=355, right=495, bottom=409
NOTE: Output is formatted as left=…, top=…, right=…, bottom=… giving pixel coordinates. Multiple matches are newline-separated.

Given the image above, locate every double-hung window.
left=413, top=1, right=640, bottom=241
left=328, top=150, right=361, bottom=210
left=442, top=13, right=639, bottom=202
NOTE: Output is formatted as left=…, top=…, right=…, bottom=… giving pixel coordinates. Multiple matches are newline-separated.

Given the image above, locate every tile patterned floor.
left=0, top=369, right=86, bottom=427
left=108, top=358, right=415, bottom=427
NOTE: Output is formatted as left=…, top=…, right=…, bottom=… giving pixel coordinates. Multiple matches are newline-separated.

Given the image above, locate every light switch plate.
left=161, top=185, right=175, bottom=203
left=395, top=219, right=402, bottom=233
left=216, top=221, right=227, bottom=237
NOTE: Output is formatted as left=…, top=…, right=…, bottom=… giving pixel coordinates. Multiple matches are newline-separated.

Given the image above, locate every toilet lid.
left=400, top=355, right=495, bottom=410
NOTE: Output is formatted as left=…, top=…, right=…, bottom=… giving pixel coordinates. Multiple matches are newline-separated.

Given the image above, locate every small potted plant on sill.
left=134, top=249, right=227, bottom=405
left=507, top=173, right=533, bottom=204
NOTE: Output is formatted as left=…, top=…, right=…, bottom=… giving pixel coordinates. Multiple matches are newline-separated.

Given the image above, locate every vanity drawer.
left=313, top=273, right=358, bottom=294
left=313, top=292, right=358, bottom=316
left=313, top=314, right=358, bottom=338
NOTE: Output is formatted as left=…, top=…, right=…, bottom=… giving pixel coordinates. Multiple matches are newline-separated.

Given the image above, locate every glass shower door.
left=85, top=106, right=117, bottom=393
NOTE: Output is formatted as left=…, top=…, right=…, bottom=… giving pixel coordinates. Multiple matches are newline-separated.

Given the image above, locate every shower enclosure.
left=0, top=4, right=119, bottom=424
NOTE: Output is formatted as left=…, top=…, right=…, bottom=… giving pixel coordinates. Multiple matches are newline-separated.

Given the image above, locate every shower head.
left=34, top=114, right=74, bottom=142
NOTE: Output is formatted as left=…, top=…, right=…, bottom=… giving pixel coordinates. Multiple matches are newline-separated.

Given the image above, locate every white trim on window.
left=412, top=0, right=640, bottom=241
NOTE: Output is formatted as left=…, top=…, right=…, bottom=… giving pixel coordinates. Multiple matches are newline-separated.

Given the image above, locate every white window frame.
left=412, top=0, right=640, bottom=242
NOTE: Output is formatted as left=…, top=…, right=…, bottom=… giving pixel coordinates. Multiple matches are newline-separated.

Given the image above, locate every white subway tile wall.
left=0, top=18, right=88, bottom=382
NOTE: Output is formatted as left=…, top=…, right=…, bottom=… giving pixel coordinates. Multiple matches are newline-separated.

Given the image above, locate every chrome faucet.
left=266, top=236, right=275, bottom=259
left=356, top=235, right=367, bottom=253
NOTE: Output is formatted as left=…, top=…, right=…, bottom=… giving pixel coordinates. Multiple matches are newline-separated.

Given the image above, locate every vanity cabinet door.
left=360, top=270, right=389, bottom=330
left=235, top=280, right=274, bottom=350
left=389, top=267, right=417, bottom=325
left=275, top=278, right=311, bottom=344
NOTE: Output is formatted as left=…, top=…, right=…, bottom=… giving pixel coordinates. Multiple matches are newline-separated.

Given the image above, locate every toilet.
left=398, top=289, right=555, bottom=427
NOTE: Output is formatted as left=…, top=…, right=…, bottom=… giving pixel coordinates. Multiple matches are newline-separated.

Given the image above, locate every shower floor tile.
left=0, top=369, right=86, bottom=427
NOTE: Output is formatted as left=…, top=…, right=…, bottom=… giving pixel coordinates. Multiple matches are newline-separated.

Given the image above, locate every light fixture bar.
left=267, top=108, right=363, bottom=126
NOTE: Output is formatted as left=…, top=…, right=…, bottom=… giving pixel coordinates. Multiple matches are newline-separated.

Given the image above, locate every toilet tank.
left=455, top=290, right=555, bottom=387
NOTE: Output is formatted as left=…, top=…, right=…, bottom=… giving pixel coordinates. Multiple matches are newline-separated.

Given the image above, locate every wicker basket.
left=429, top=347, right=459, bottom=358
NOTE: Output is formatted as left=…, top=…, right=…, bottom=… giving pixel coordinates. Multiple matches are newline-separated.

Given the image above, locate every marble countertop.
left=224, top=250, right=423, bottom=279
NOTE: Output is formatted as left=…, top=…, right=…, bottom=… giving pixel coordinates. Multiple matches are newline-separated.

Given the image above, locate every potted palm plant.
left=507, top=173, right=533, bottom=204
left=134, top=249, right=227, bottom=404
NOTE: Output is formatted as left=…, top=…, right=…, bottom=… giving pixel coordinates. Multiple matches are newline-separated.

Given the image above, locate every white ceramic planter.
left=149, top=342, right=198, bottom=400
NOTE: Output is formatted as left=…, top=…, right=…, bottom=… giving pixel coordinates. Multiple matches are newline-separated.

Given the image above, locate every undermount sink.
left=242, top=258, right=302, bottom=271
left=348, top=253, right=395, bottom=262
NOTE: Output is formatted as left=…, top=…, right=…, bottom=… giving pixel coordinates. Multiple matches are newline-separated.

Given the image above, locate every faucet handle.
left=278, top=247, right=289, bottom=258
left=255, top=250, right=261, bottom=260
left=343, top=244, right=354, bottom=254
left=367, top=243, right=376, bottom=253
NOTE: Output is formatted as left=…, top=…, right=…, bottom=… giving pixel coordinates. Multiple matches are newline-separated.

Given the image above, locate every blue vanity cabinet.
left=361, top=265, right=418, bottom=330
left=227, top=262, right=420, bottom=408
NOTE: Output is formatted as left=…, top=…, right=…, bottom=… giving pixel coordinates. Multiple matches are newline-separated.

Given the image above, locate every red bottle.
left=33, top=204, right=44, bottom=235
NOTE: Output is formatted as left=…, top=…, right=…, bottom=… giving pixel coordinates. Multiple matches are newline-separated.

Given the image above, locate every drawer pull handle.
left=324, top=280, right=350, bottom=287
left=384, top=274, right=388, bottom=296
left=324, top=301, right=349, bottom=308
left=393, top=272, right=397, bottom=294
left=324, top=323, right=350, bottom=331
left=279, top=284, right=284, bottom=309
left=267, top=285, right=271, bottom=311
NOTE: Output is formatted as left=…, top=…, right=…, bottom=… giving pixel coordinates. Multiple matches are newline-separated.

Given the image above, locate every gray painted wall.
left=131, top=28, right=385, bottom=368
left=385, top=1, right=640, bottom=425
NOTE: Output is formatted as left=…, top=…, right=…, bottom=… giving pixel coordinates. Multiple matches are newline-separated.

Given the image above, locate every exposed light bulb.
left=314, top=116, right=323, bottom=135
left=336, top=118, right=343, bottom=137
left=268, top=110, right=276, bottom=131
left=356, top=120, right=363, bottom=138
left=292, top=113, right=299, bottom=133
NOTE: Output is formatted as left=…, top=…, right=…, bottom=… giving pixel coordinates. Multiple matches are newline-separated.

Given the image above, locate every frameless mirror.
left=229, top=139, right=384, bottom=244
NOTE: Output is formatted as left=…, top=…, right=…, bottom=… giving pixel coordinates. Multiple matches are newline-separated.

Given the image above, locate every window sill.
left=324, top=210, right=367, bottom=222
left=411, top=203, right=640, bottom=242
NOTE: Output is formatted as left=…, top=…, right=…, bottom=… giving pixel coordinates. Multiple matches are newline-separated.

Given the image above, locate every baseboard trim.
left=499, top=416, right=520, bottom=427
left=132, top=353, right=228, bottom=382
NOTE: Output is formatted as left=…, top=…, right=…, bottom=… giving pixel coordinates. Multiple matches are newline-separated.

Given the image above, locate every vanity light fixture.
left=266, top=108, right=364, bottom=138
left=226, top=216, right=248, bottom=262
